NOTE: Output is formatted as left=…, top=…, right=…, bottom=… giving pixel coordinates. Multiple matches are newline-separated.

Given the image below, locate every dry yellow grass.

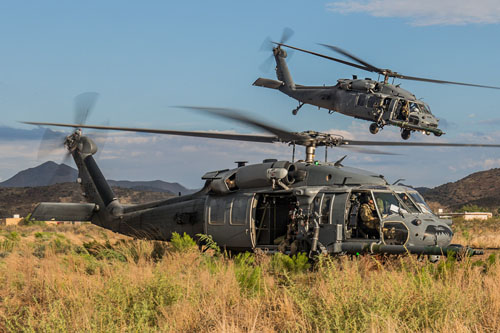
left=0, top=218, right=499, bottom=332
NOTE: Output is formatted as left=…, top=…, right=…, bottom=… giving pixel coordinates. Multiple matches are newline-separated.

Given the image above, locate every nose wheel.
left=401, top=129, right=411, bottom=140
left=369, top=123, right=380, bottom=135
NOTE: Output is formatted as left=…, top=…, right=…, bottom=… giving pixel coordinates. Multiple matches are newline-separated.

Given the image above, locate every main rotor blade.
left=175, top=106, right=306, bottom=142
left=320, top=43, right=383, bottom=73
left=21, top=121, right=279, bottom=144
left=339, top=146, right=400, bottom=155
left=342, top=139, right=500, bottom=148
left=320, top=44, right=500, bottom=90
left=394, top=73, right=500, bottom=90
left=275, top=43, right=372, bottom=72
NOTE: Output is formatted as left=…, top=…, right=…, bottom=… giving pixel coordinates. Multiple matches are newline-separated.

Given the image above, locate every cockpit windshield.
left=396, top=192, right=420, bottom=213
left=408, top=191, right=433, bottom=214
left=372, top=191, right=405, bottom=217
left=409, top=102, right=432, bottom=114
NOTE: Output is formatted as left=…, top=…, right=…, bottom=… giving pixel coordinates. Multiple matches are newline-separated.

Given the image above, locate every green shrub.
left=271, top=252, right=311, bottom=274
left=170, top=232, right=196, bottom=252
left=95, top=248, right=127, bottom=262
left=457, top=204, right=489, bottom=213
left=196, top=233, right=221, bottom=254
left=234, top=252, right=263, bottom=296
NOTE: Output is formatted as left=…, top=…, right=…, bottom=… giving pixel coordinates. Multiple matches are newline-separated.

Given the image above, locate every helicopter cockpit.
left=409, top=102, right=432, bottom=114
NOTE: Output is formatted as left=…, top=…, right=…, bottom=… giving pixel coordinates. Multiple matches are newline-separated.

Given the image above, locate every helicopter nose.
left=423, top=225, right=453, bottom=247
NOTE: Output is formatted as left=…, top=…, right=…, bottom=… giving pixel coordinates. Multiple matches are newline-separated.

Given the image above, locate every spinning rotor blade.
left=319, top=43, right=383, bottom=73
left=37, top=129, right=67, bottom=161
left=339, top=146, right=400, bottom=155
left=74, top=92, right=100, bottom=125
left=22, top=121, right=279, bottom=144
left=320, top=43, right=500, bottom=90
left=276, top=43, right=371, bottom=72
left=392, top=74, right=500, bottom=90
left=279, top=27, right=294, bottom=45
left=176, top=106, right=306, bottom=142
left=341, top=139, right=500, bottom=148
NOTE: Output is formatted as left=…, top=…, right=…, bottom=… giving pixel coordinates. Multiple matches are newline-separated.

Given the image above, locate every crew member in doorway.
left=359, top=194, right=380, bottom=231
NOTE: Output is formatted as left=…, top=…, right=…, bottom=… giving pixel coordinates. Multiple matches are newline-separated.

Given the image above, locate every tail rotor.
left=258, top=28, right=295, bottom=73
left=36, top=92, right=101, bottom=185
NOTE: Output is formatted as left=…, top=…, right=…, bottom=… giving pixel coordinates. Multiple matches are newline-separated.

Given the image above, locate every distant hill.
left=422, top=168, right=500, bottom=211
left=0, top=161, right=194, bottom=195
left=0, top=161, right=77, bottom=187
left=0, top=182, right=175, bottom=218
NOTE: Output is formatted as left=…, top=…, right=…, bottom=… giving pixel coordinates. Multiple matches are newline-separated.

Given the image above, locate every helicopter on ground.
left=253, top=30, right=500, bottom=140
left=24, top=99, right=500, bottom=259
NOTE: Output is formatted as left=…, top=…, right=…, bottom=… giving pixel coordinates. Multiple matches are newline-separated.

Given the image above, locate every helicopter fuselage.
left=31, top=136, right=468, bottom=258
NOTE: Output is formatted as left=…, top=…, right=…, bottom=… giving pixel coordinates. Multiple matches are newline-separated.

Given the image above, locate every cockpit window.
left=396, top=192, right=420, bottom=214
left=408, top=191, right=433, bottom=214
left=409, top=102, right=431, bottom=114
left=372, top=192, right=404, bottom=217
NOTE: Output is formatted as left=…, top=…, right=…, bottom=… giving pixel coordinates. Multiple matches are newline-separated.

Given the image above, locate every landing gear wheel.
left=369, top=123, right=379, bottom=135
left=401, top=129, right=411, bottom=140
left=434, top=132, right=442, bottom=137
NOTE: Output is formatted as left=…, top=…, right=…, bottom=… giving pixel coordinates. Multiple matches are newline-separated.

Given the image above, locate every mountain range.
left=0, top=161, right=194, bottom=195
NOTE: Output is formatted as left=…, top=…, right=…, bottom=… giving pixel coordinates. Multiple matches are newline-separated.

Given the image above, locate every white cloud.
left=326, top=0, right=500, bottom=26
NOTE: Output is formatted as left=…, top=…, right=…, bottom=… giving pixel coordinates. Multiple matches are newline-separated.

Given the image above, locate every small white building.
left=463, top=212, right=493, bottom=221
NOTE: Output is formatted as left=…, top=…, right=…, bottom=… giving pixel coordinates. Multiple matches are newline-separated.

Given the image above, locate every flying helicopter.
left=253, top=30, right=500, bottom=140
left=23, top=99, right=500, bottom=259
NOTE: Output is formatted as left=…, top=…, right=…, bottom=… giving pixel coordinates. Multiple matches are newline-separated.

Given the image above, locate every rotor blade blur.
left=339, top=146, right=400, bottom=155
left=74, top=92, right=99, bottom=125
left=259, top=55, right=275, bottom=73
left=37, top=129, right=66, bottom=161
left=341, top=139, right=500, bottom=148
left=21, top=121, right=280, bottom=144
left=280, top=27, right=294, bottom=44
left=320, top=43, right=382, bottom=73
left=259, top=36, right=273, bottom=52
left=275, top=43, right=372, bottom=72
left=395, top=74, right=500, bottom=90
left=175, top=106, right=305, bottom=142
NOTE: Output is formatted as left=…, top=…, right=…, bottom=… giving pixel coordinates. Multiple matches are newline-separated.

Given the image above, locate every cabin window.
left=230, top=197, right=248, bottom=226
left=320, top=194, right=334, bottom=224
left=208, top=198, right=227, bottom=225
left=313, top=194, right=334, bottom=224
left=367, top=96, right=377, bottom=108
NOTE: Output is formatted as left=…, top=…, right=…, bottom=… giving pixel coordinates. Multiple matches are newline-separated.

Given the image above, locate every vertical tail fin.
left=71, top=134, right=123, bottom=230
left=274, top=47, right=295, bottom=90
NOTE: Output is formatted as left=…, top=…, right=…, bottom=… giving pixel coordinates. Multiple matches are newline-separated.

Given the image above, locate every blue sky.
left=1, top=1, right=500, bottom=188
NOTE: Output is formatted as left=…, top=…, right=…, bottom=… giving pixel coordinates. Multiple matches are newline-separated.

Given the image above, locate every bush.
left=234, top=252, right=263, bottom=296
left=457, top=204, right=489, bottom=213
left=170, top=232, right=196, bottom=252
left=271, top=252, right=311, bottom=275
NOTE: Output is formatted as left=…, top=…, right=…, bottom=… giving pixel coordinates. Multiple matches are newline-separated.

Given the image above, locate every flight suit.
left=360, top=202, right=379, bottom=230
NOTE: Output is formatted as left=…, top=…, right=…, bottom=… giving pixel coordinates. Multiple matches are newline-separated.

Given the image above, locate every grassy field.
left=1, top=218, right=500, bottom=332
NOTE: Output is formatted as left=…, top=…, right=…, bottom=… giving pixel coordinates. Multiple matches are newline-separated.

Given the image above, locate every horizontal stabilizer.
left=31, top=203, right=98, bottom=222
left=253, top=78, right=283, bottom=89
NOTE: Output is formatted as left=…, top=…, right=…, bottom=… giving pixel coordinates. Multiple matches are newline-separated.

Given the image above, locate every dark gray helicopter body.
left=31, top=136, right=457, bottom=257
left=26, top=105, right=500, bottom=258
left=254, top=35, right=500, bottom=140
